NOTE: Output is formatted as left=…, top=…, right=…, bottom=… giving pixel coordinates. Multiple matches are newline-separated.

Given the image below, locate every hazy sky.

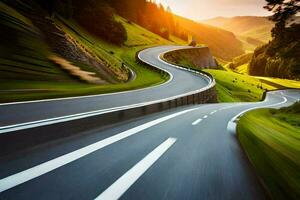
left=157, top=0, right=271, bottom=20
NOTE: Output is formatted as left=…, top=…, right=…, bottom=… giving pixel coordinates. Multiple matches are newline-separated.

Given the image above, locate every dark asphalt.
left=0, top=46, right=210, bottom=127
left=0, top=90, right=299, bottom=200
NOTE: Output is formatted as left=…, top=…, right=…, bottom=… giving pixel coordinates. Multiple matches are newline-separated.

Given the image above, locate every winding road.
left=0, top=46, right=299, bottom=200
left=0, top=46, right=212, bottom=129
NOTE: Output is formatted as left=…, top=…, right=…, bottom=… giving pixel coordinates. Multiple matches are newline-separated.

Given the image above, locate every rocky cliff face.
left=163, top=47, right=218, bottom=69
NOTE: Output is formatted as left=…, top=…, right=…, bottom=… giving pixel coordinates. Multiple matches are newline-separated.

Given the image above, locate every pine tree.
left=264, top=0, right=300, bottom=39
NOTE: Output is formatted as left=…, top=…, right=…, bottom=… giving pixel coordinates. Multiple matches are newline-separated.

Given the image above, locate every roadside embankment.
left=162, top=47, right=218, bottom=70
left=237, top=103, right=300, bottom=200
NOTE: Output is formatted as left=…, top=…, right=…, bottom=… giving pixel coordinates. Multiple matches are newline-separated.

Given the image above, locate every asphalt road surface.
left=0, top=45, right=299, bottom=200
left=0, top=46, right=211, bottom=128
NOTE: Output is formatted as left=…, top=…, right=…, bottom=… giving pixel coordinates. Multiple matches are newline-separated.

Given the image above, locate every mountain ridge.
left=175, top=15, right=244, bottom=61
left=202, top=16, right=274, bottom=43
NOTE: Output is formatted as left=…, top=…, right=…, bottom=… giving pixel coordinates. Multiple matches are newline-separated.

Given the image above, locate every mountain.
left=174, top=15, right=244, bottom=61
left=202, top=16, right=274, bottom=51
left=203, top=16, right=274, bottom=41
left=105, top=1, right=244, bottom=61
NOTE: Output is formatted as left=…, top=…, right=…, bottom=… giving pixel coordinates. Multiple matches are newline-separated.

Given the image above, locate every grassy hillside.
left=226, top=53, right=253, bottom=74
left=0, top=2, right=186, bottom=102
left=237, top=103, right=300, bottom=200
left=174, top=15, right=244, bottom=61
left=242, top=25, right=273, bottom=43
left=204, top=70, right=274, bottom=102
left=0, top=2, right=74, bottom=83
left=237, top=35, right=265, bottom=52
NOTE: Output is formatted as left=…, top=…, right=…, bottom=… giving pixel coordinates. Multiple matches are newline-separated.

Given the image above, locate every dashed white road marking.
left=192, top=118, right=202, bottom=126
left=210, top=110, right=217, bottom=115
left=0, top=109, right=195, bottom=193
left=203, top=115, right=208, bottom=119
left=95, top=137, right=177, bottom=200
left=0, top=49, right=216, bottom=135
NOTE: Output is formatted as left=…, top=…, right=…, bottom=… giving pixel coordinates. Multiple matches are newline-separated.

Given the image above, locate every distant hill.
left=203, top=16, right=273, bottom=40
left=202, top=16, right=274, bottom=52
left=106, top=1, right=245, bottom=61
left=175, top=15, right=244, bottom=61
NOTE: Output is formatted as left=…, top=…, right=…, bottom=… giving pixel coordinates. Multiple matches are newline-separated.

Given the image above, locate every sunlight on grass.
left=237, top=105, right=300, bottom=200
left=257, top=77, right=300, bottom=89
left=204, top=69, right=275, bottom=102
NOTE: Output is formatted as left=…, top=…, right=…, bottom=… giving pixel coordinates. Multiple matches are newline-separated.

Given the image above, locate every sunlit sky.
left=157, top=0, right=271, bottom=20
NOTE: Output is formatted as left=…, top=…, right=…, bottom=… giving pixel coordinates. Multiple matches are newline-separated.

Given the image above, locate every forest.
left=249, top=0, right=300, bottom=79
left=33, top=0, right=189, bottom=45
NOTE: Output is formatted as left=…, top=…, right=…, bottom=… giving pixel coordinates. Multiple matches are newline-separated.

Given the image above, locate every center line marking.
left=95, top=138, right=177, bottom=200
left=210, top=110, right=217, bottom=115
left=203, top=115, right=208, bottom=119
left=192, top=119, right=202, bottom=126
left=0, top=109, right=195, bottom=193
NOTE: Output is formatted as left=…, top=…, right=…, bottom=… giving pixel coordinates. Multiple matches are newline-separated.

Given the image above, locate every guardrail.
left=0, top=46, right=217, bottom=157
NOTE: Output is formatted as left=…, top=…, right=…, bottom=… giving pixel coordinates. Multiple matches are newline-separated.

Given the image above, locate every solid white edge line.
left=0, top=46, right=208, bottom=106
left=95, top=137, right=177, bottom=200
left=0, top=108, right=195, bottom=193
left=282, top=93, right=299, bottom=101
left=0, top=47, right=174, bottom=107
left=0, top=46, right=215, bottom=134
left=227, top=95, right=288, bottom=134
left=192, top=118, right=202, bottom=126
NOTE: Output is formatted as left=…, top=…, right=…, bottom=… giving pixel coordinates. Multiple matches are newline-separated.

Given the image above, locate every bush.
left=280, top=102, right=300, bottom=114
left=189, top=40, right=196, bottom=47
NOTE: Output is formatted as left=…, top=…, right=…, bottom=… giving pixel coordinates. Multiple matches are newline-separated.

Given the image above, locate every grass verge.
left=204, top=70, right=275, bottom=102
left=237, top=103, right=300, bottom=200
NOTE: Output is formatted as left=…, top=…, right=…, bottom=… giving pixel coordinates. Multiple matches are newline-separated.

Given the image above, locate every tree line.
left=35, top=0, right=188, bottom=45
left=249, top=0, right=299, bottom=79
left=106, top=0, right=188, bottom=41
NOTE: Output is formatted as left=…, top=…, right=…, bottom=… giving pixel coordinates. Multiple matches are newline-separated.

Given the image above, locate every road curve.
left=0, top=90, right=299, bottom=200
left=0, top=46, right=212, bottom=128
left=0, top=45, right=299, bottom=200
